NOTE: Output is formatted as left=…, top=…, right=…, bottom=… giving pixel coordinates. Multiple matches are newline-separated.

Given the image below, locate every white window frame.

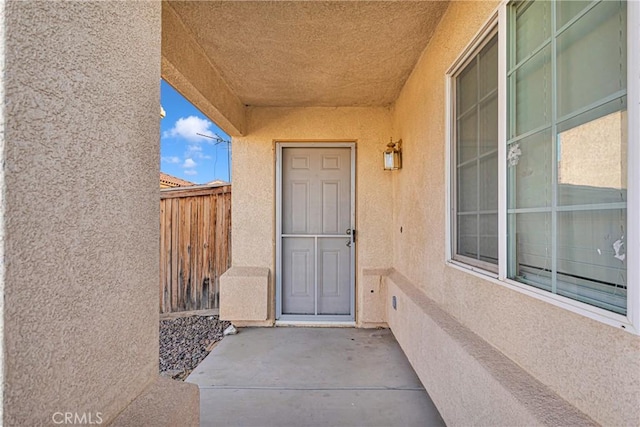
left=446, top=14, right=500, bottom=278
left=449, top=25, right=500, bottom=274
left=445, top=0, right=640, bottom=334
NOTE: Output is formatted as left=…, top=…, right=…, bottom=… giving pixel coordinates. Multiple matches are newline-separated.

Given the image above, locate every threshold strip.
left=197, top=385, right=425, bottom=391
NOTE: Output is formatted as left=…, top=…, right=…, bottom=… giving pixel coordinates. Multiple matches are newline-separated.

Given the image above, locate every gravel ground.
left=159, top=315, right=231, bottom=380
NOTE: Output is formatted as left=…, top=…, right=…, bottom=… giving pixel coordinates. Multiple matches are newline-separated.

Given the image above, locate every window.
left=507, top=0, right=627, bottom=314
left=448, top=0, right=637, bottom=325
left=452, top=29, right=499, bottom=272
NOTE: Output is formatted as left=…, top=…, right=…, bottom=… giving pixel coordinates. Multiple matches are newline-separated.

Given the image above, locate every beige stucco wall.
left=231, top=107, right=393, bottom=326
left=391, top=1, right=640, bottom=426
left=1, top=2, right=198, bottom=425
left=0, top=1, right=5, bottom=421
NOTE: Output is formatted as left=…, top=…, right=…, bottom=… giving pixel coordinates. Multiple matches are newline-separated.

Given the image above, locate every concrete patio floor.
left=187, top=327, right=445, bottom=427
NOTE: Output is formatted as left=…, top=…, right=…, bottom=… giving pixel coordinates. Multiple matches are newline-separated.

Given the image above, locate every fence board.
left=170, top=198, right=179, bottom=311
left=159, top=185, right=231, bottom=313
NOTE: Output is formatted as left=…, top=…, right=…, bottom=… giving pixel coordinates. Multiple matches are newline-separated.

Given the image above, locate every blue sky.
left=160, top=80, right=231, bottom=184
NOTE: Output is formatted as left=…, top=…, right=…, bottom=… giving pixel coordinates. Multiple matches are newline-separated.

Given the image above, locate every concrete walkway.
left=187, top=327, right=445, bottom=427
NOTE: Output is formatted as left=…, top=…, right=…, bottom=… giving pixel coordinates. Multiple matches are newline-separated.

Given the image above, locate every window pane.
left=556, top=1, right=591, bottom=29
left=479, top=153, right=498, bottom=211
left=458, top=163, right=477, bottom=213
left=457, top=61, right=477, bottom=114
left=458, top=214, right=478, bottom=259
left=515, top=0, right=551, bottom=64
left=454, top=32, right=498, bottom=268
left=509, top=0, right=628, bottom=315
left=479, top=213, right=498, bottom=264
left=479, top=36, right=498, bottom=97
left=508, top=130, right=552, bottom=209
left=508, top=212, right=552, bottom=288
left=514, top=45, right=551, bottom=137
left=557, top=209, right=626, bottom=314
left=558, top=110, right=627, bottom=206
left=457, top=111, right=477, bottom=164
left=479, top=95, right=498, bottom=155
left=557, top=0, right=626, bottom=118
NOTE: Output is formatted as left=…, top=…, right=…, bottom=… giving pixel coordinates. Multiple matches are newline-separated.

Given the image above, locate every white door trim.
left=275, top=142, right=356, bottom=322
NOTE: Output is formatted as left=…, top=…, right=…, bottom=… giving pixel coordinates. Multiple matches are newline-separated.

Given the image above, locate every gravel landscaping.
left=159, top=314, right=231, bottom=381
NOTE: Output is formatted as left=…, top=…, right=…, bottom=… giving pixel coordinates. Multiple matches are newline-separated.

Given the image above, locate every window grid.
left=507, top=0, right=628, bottom=314
left=452, top=29, right=499, bottom=272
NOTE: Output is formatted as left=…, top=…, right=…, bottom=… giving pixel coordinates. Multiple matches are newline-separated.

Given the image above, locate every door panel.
left=289, top=181, right=310, bottom=234
left=282, top=237, right=315, bottom=315
left=281, top=147, right=353, bottom=318
left=317, top=237, right=351, bottom=315
left=321, top=180, right=341, bottom=234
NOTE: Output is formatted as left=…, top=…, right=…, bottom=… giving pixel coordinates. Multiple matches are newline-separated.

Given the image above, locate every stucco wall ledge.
left=220, top=267, right=271, bottom=325
left=385, top=269, right=597, bottom=427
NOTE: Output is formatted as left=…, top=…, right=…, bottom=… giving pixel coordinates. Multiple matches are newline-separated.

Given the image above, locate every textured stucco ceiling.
left=167, top=1, right=449, bottom=107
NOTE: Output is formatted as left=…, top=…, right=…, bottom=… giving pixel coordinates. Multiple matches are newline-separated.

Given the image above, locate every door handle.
left=346, top=240, right=351, bottom=247
left=346, top=228, right=356, bottom=243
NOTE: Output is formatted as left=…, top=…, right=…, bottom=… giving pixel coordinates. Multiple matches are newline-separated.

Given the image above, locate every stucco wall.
left=0, top=1, right=6, bottom=422
left=391, top=1, right=640, bottom=425
left=3, top=2, right=162, bottom=425
left=232, top=107, right=393, bottom=326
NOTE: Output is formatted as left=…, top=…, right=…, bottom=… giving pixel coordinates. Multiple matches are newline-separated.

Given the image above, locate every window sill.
left=445, top=259, right=636, bottom=335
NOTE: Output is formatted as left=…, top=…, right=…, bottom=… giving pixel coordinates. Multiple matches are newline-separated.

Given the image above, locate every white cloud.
left=184, top=169, right=197, bottom=176
left=185, top=144, right=212, bottom=160
left=183, top=158, right=197, bottom=168
left=162, top=115, right=219, bottom=142
left=161, top=156, right=180, bottom=164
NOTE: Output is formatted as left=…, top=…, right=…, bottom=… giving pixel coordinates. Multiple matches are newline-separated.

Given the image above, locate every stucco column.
left=2, top=2, right=197, bottom=425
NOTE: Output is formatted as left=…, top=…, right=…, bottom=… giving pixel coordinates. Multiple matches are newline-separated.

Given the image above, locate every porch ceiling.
left=166, top=1, right=450, bottom=107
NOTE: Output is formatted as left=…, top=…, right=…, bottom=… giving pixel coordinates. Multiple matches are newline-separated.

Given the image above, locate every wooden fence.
left=159, top=184, right=231, bottom=313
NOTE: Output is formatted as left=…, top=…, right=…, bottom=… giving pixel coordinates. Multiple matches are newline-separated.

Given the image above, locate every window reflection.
left=557, top=110, right=627, bottom=205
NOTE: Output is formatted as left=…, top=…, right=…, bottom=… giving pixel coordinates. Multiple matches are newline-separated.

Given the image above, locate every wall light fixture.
left=383, top=138, right=402, bottom=170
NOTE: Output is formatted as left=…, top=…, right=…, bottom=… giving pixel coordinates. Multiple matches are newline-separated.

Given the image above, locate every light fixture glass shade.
left=384, top=151, right=395, bottom=169
left=383, top=140, right=402, bottom=170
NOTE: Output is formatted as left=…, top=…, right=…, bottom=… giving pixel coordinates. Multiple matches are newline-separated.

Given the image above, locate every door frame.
left=275, top=142, right=356, bottom=323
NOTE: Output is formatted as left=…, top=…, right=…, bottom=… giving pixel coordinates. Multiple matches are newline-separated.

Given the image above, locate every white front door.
left=276, top=144, right=355, bottom=321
